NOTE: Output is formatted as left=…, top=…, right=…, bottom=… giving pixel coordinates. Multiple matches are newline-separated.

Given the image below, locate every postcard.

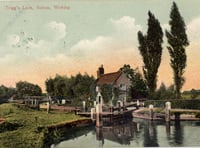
left=0, top=0, right=200, bottom=147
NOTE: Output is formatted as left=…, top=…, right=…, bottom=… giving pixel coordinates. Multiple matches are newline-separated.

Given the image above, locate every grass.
left=0, top=103, right=86, bottom=148
left=181, top=94, right=200, bottom=99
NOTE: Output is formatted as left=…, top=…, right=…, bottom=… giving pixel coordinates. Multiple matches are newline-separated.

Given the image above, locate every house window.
left=119, top=84, right=126, bottom=91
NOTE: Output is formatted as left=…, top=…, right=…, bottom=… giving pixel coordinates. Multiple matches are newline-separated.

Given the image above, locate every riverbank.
left=0, top=103, right=90, bottom=148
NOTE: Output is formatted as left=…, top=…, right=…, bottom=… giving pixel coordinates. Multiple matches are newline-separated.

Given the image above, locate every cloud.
left=186, top=17, right=200, bottom=65
left=46, top=21, right=66, bottom=41
left=69, top=16, right=143, bottom=72
left=71, top=16, right=142, bottom=54
left=70, top=36, right=114, bottom=56
left=162, top=23, right=170, bottom=32
left=110, top=16, right=142, bottom=43
left=110, top=16, right=142, bottom=33
left=0, top=54, right=16, bottom=64
left=6, top=34, right=20, bottom=47
left=187, top=17, right=200, bottom=40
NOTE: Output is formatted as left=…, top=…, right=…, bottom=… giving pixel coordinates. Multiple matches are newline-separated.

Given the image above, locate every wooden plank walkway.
left=171, top=108, right=200, bottom=113
left=132, top=112, right=163, bottom=120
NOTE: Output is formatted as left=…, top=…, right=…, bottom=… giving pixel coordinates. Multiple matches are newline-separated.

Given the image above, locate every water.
left=53, top=119, right=200, bottom=147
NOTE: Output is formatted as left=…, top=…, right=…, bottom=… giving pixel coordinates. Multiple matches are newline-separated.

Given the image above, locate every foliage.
left=137, top=11, right=163, bottom=98
left=0, top=103, right=85, bottom=148
left=145, top=99, right=200, bottom=109
left=71, top=73, right=95, bottom=99
left=190, top=89, right=200, bottom=99
left=101, top=84, right=112, bottom=104
left=53, top=75, right=69, bottom=99
left=97, top=84, right=119, bottom=105
left=195, top=113, right=200, bottom=118
left=0, top=85, right=16, bottom=102
left=0, top=122, right=21, bottom=133
left=165, top=2, right=189, bottom=99
left=182, top=89, right=200, bottom=99
left=120, top=64, right=147, bottom=99
left=15, top=81, right=42, bottom=99
left=154, top=83, right=176, bottom=100
left=45, top=77, right=55, bottom=97
left=45, top=73, right=95, bottom=105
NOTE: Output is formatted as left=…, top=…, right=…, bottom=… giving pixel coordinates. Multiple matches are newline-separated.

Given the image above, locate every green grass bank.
left=0, top=103, right=87, bottom=148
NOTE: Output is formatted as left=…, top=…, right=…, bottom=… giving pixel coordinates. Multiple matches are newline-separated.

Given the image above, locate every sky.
left=0, top=0, right=200, bottom=92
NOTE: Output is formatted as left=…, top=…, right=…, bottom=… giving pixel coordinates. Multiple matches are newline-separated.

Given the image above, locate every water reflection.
left=173, top=121, right=184, bottom=146
left=165, top=121, right=171, bottom=145
left=54, top=120, right=200, bottom=148
left=96, top=122, right=137, bottom=146
left=165, top=122, right=171, bottom=136
left=143, top=121, right=159, bottom=147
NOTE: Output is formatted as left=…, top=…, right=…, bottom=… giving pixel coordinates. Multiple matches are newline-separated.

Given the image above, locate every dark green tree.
left=0, top=85, right=16, bottom=102
left=100, top=84, right=119, bottom=104
left=0, top=85, right=8, bottom=99
left=53, top=75, right=68, bottom=99
left=190, top=89, right=199, bottom=99
left=154, top=83, right=176, bottom=100
left=165, top=2, right=189, bottom=99
left=16, top=81, right=42, bottom=99
left=137, top=11, right=163, bottom=98
left=71, top=73, right=95, bottom=99
left=101, top=84, right=113, bottom=104
left=45, top=77, right=55, bottom=96
left=120, top=64, right=147, bottom=99
left=45, top=73, right=95, bottom=105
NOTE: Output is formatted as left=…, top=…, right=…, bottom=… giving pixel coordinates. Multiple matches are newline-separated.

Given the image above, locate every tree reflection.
left=173, top=121, right=184, bottom=146
left=95, top=122, right=137, bottom=146
left=143, top=121, right=159, bottom=147
left=165, top=122, right=171, bottom=137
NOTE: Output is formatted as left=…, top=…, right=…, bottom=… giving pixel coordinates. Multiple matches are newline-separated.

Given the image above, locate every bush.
left=0, top=122, right=21, bottom=133
left=145, top=99, right=200, bottom=109
left=195, top=113, right=200, bottom=118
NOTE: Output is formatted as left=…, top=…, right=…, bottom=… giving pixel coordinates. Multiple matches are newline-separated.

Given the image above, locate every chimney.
left=97, top=65, right=104, bottom=78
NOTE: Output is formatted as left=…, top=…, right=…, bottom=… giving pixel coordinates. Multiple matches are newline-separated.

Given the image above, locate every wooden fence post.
left=91, top=108, right=96, bottom=121
left=96, top=104, right=102, bottom=127
left=47, top=102, right=50, bottom=113
left=82, top=101, right=86, bottom=112
left=165, top=102, right=171, bottom=122
left=149, top=104, right=154, bottom=120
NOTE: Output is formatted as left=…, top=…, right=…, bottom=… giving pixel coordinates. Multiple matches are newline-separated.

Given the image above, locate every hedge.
left=144, top=99, right=200, bottom=109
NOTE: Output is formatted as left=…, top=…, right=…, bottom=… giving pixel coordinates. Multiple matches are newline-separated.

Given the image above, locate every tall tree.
left=165, top=2, right=189, bottom=99
left=137, top=11, right=163, bottom=98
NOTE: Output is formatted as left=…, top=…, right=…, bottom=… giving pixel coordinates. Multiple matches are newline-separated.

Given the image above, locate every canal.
left=52, top=119, right=200, bottom=147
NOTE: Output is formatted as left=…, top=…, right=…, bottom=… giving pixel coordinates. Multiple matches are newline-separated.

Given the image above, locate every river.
left=52, top=119, right=200, bottom=147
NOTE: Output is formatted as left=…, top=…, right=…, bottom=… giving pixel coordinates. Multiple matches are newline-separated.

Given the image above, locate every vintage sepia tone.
left=0, top=0, right=200, bottom=147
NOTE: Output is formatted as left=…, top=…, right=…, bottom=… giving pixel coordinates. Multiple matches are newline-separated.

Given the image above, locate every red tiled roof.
left=96, top=71, right=122, bottom=85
